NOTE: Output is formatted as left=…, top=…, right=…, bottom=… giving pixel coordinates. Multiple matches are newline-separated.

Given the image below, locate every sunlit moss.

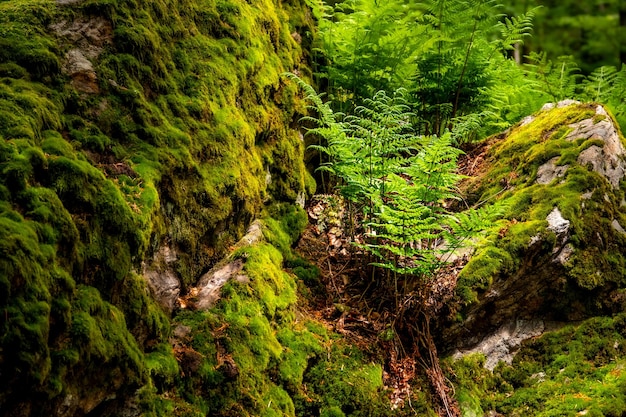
left=457, top=103, right=626, bottom=302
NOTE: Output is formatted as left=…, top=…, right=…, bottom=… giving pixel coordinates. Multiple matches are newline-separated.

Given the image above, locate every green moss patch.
left=457, top=103, right=626, bottom=304
left=449, top=314, right=626, bottom=416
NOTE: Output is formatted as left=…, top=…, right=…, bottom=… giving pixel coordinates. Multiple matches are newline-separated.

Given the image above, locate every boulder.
left=445, top=102, right=626, bottom=365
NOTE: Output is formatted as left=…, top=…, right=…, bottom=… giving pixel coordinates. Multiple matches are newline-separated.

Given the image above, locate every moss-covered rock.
left=445, top=101, right=626, bottom=362
left=448, top=314, right=626, bottom=417
left=0, top=0, right=317, bottom=414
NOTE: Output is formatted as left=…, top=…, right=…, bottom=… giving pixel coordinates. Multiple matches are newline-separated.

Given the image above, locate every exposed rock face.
left=453, top=320, right=548, bottom=370
left=144, top=220, right=267, bottom=312
left=51, top=16, right=113, bottom=93
left=446, top=102, right=626, bottom=367
left=56, top=0, right=86, bottom=5
left=142, top=245, right=181, bottom=312
left=569, top=105, right=626, bottom=188
left=536, top=157, right=568, bottom=184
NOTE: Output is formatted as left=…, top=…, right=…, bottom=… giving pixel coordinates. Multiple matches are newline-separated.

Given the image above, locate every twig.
left=327, top=257, right=341, bottom=297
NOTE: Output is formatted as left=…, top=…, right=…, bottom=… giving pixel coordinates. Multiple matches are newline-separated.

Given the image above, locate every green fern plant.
left=491, top=7, right=538, bottom=58
left=582, top=65, right=619, bottom=103
left=288, top=73, right=501, bottom=286
left=289, top=73, right=506, bottom=417
left=313, top=0, right=545, bottom=143
left=525, top=52, right=582, bottom=102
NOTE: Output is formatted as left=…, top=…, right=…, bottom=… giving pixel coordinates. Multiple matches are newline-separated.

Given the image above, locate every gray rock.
left=567, top=105, right=626, bottom=189
left=56, top=0, right=86, bottom=5
left=611, top=219, right=626, bottom=235
left=553, top=243, right=574, bottom=265
left=541, top=99, right=581, bottom=111
left=443, top=102, right=626, bottom=356
left=188, top=220, right=265, bottom=310
left=50, top=16, right=113, bottom=93
left=141, top=245, right=181, bottom=312
left=453, top=319, right=546, bottom=370
left=546, top=207, right=570, bottom=237
left=193, top=259, right=246, bottom=310
left=536, top=157, right=568, bottom=185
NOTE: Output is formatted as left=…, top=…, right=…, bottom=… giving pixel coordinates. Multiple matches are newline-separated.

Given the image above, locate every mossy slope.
left=0, top=0, right=321, bottom=414
left=450, top=314, right=626, bottom=416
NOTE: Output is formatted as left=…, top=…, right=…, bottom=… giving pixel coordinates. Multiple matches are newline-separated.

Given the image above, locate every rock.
left=192, top=258, right=246, bottom=310
left=63, top=49, right=98, bottom=93
left=546, top=207, right=570, bottom=237
left=446, top=102, right=626, bottom=358
left=50, top=17, right=113, bottom=55
left=50, top=16, right=113, bottom=93
left=172, top=324, right=192, bottom=341
left=518, top=115, right=535, bottom=127
left=55, top=0, right=86, bottom=5
left=536, top=157, right=568, bottom=184
left=296, top=191, right=306, bottom=208
left=186, top=220, right=265, bottom=310
left=567, top=105, right=626, bottom=188
left=453, top=320, right=546, bottom=370
left=541, top=99, right=581, bottom=111
left=235, top=219, right=264, bottom=248
left=612, top=219, right=626, bottom=235
left=142, top=245, right=181, bottom=313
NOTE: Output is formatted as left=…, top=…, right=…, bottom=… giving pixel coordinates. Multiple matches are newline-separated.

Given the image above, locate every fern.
left=492, top=7, right=538, bottom=57
left=525, top=52, right=582, bottom=102
left=289, top=73, right=498, bottom=282
left=582, top=65, right=619, bottom=103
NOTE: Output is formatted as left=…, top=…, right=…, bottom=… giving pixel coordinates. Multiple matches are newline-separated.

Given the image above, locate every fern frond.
left=493, top=7, right=538, bottom=55
left=582, top=66, right=619, bottom=102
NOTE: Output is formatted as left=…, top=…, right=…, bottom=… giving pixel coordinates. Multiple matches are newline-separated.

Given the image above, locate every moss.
left=299, top=339, right=397, bottom=417
left=0, top=0, right=324, bottom=413
left=449, top=314, right=626, bottom=416
left=264, top=202, right=308, bottom=259
left=458, top=245, right=513, bottom=303
left=145, top=343, right=180, bottom=392
left=457, top=103, right=626, bottom=302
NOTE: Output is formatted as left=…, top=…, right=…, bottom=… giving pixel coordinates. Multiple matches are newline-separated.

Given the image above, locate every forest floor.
left=293, top=196, right=466, bottom=415
left=293, top=209, right=421, bottom=410
left=292, top=138, right=501, bottom=415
